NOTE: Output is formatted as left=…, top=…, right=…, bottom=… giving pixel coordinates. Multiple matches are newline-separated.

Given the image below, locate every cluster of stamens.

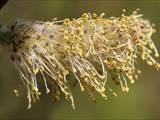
left=8, top=9, right=160, bottom=109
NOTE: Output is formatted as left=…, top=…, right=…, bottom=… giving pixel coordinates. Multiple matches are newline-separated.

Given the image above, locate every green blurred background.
left=0, top=0, right=160, bottom=119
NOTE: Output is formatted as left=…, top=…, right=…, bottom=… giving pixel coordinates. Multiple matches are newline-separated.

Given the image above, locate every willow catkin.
left=4, top=10, right=160, bottom=109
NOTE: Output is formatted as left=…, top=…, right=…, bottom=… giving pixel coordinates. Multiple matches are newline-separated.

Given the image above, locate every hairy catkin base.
left=7, top=9, right=160, bottom=109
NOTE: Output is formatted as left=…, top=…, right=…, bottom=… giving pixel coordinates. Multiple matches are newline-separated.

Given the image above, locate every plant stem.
left=0, top=0, right=8, bottom=10
left=0, top=25, right=11, bottom=44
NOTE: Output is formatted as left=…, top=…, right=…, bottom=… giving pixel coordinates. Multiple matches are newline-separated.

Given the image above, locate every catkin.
left=6, top=10, right=160, bottom=109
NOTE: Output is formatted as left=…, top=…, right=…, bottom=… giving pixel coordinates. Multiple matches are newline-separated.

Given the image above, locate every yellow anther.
left=73, top=67, right=77, bottom=73
left=33, top=68, right=39, bottom=74
left=131, top=80, right=135, bottom=84
left=122, top=87, right=126, bottom=91
left=82, top=13, right=89, bottom=19
left=125, top=87, right=129, bottom=92
left=59, top=28, right=64, bottom=32
left=13, top=89, right=19, bottom=97
left=63, top=35, right=69, bottom=40
left=92, top=13, right=97, bottom=18
left=155, top=53, right=159, bottom=57
left=28, top=59, right=32, bottom=64
left=113, top=92, right=117, bottom=97
left=63, top=18, right=71, bottom=25
left=100, top=13, right=105, bottom=18
left=147, top=61, right=153, bottom=66
left=137, top=70, right=141, bottom=74
left=122, top=9, right=126, bottom=13
left=32, top=86, right=39, bottom=93
left=76, top=27, right=84, bottom=36
left=46, top=88, right=50, bottom=94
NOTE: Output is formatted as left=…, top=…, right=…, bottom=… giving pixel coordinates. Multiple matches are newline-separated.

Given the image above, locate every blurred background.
left=0, top=0, right=160, bottom=119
